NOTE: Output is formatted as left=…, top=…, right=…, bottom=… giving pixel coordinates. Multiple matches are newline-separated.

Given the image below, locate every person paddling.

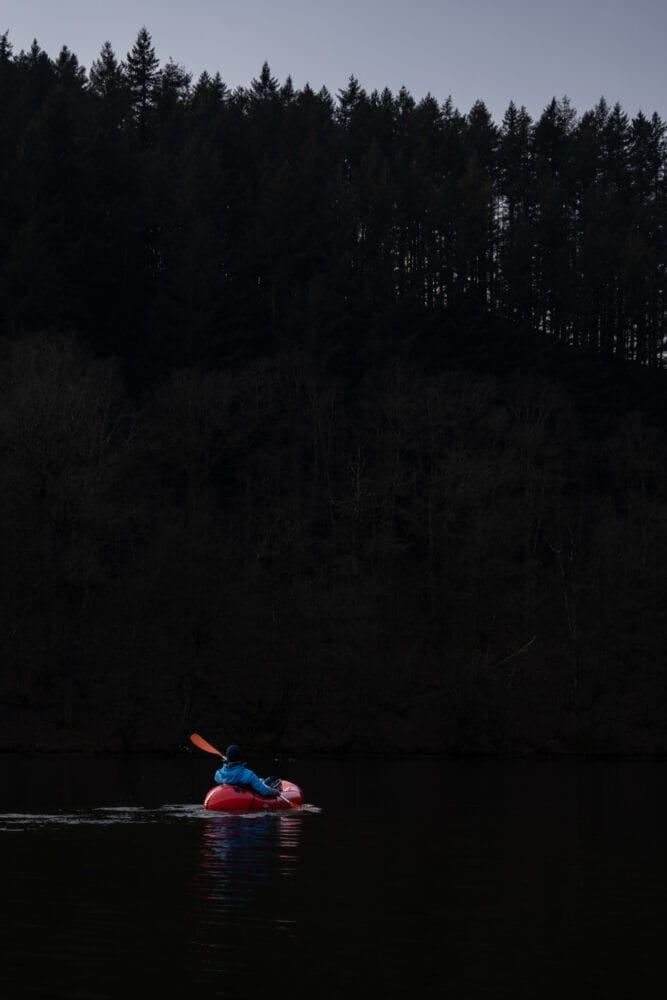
left=214, top=744, right=281, bottom=798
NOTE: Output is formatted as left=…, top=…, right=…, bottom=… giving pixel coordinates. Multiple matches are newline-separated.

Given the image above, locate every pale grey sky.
left=2, top=0, right=665, bottom=122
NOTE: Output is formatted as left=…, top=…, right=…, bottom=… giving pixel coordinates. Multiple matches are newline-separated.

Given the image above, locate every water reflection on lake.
left=197, top=812, right=302, bottom=907
left=1, top=754, right=666, bottom=998
left=191, top=812, right=305, bottom=986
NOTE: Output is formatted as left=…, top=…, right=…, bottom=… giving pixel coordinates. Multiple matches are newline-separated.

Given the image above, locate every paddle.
left=189, top=732, right=293, bottom=807
left=190, top=732, right=225, bottom=758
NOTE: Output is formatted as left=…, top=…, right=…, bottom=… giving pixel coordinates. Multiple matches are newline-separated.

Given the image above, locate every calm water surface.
left=1, top=754, right=665, bottom=998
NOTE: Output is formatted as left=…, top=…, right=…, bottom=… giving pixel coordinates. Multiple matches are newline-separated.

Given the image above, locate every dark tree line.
left=1, top=29, right=667, bottom=754
left=1, top=28, right=666, bottom=375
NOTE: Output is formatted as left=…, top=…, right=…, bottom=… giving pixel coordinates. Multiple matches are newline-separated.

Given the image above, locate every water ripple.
left=0, top=802, right=320, bottom=832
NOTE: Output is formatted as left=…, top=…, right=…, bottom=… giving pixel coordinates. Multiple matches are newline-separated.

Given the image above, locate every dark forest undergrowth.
left=2, top=321, right=667, bottom=757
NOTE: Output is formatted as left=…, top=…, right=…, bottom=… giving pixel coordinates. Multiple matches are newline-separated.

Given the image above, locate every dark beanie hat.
left=225, top=744, right=242, bottom=763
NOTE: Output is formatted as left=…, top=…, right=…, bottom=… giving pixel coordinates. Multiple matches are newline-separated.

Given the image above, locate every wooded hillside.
left=1, top=30, right=666, bottom=754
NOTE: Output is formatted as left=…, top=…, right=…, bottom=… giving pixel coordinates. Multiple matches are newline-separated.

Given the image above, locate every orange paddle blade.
left=190, top=732, right=224, bottom=757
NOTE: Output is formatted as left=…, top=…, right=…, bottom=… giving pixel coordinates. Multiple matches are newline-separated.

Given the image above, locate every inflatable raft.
left=203, top=779, right=303, bottom=813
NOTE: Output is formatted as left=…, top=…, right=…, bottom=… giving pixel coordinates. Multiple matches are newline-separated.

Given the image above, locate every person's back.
left=214, top=745, right=280, bottom=798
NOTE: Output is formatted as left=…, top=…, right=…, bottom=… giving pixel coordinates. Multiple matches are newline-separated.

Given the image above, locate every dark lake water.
left=1, top=754, right=666, bottom=998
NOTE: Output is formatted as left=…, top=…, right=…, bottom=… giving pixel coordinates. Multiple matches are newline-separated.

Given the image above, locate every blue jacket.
left=214, top=761, right=277, bottom=797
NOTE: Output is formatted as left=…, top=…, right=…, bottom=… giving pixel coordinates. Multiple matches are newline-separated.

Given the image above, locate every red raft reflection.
left=203, top=780, right=304, bottom=813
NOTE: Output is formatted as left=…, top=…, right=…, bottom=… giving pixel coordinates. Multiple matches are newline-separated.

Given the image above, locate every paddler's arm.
left=245, top=771, right=281, bottom=797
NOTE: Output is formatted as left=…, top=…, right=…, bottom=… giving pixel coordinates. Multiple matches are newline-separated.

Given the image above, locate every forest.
left=0, top=28, right=666, bottom=755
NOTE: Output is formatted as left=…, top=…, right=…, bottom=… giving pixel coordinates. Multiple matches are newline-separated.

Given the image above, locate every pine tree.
left=336, top=75, right=366, bottom=131
left=498, top=102, right=534, bottom=322
left=251, top=61, right=278, bottom=100
left=603, top=102, right=631, bottom=192
left=89, top=41, right=128, bottom=130
left=155, top=59, right=191, bottom=144
left=54, top=45, right=86, bottom=87
left=280, top=75, right=295, bottom=105
left=191, top=71, right=228, bottom=126
left=626, top=111, right=667, bottom=362
left=124, top=26, right=160, bottom=138
left=15, top=39, right=55, bottom=118
left=3, top=75, right=92, bottom=333
left=531, top=98, right=578, bottom=341
left=0, top=32, right=16, bottom=149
